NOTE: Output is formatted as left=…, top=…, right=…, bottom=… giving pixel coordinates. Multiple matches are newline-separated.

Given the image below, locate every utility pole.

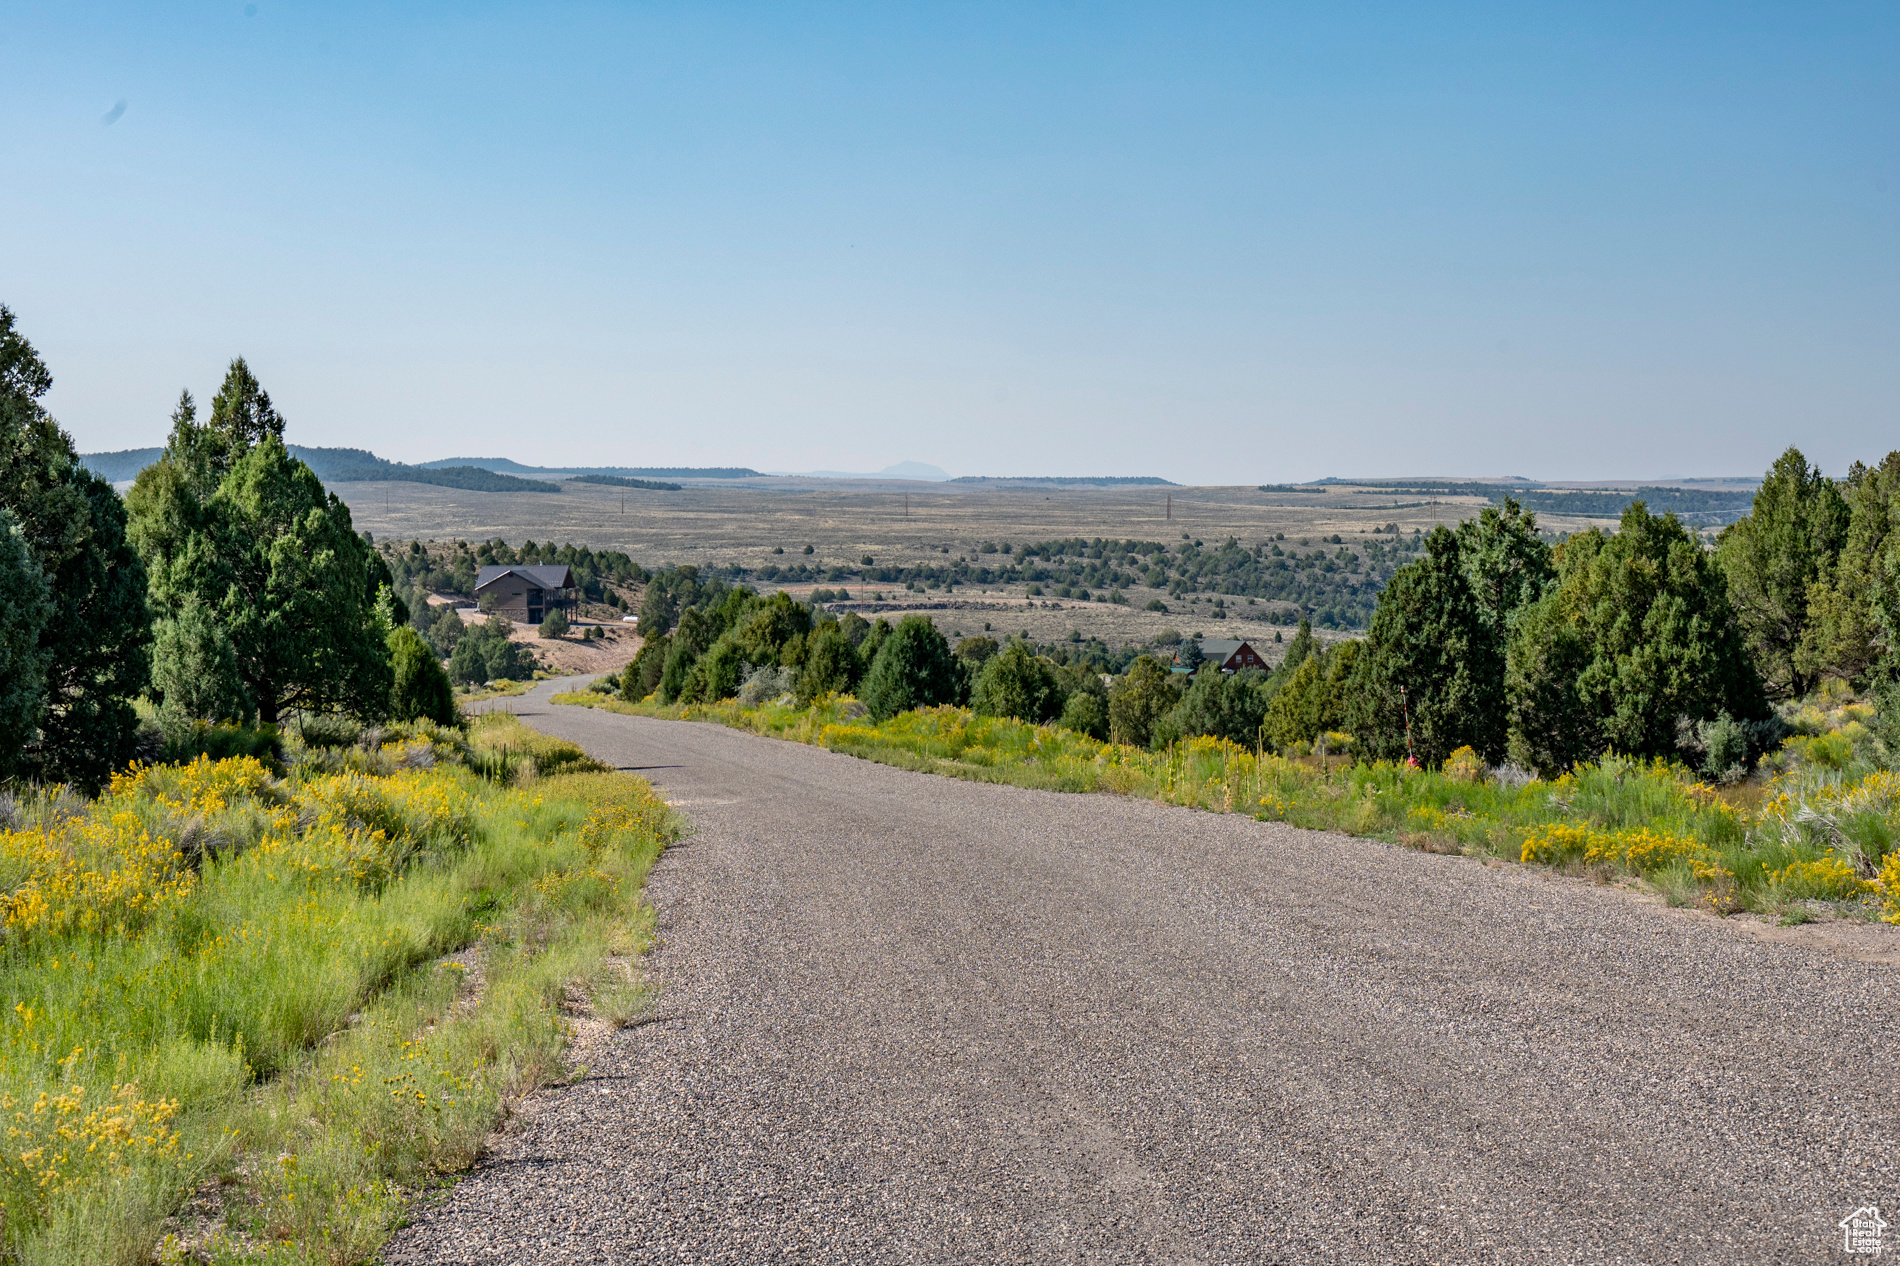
left=904, top=491, right=909, bottom=519
left=1166, top=492, right=1172, bottom=521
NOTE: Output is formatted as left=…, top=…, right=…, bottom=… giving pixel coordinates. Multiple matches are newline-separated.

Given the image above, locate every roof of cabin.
left=474, top=564, right=576, bottom=592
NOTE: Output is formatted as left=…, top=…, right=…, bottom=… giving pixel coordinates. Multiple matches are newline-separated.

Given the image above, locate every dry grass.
left=343, top=478, right=1604, bottom=647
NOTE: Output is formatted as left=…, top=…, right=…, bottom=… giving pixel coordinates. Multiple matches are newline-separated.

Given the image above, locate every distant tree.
left=448, top=617, right=535, bottom=685
left=735, top=592, right=811, bottom=666
left=1279, top=619, right=1318, bottom=674
left=658, top=605, right=719, bottom=703
left=955, top=635, right=999, bottom=665
left=1107, top=656, right=1181, bottom=749
left=857, top=617, right=894, bottom=666
left=539, top=608, right=570, bottom=638
left=0, top=511, right=49, bottom=777
left=388, top=625, right=457, bottom=725
left=622, top=632, right=669, bottom=701
left=796, top=621, right=862, bottom=705
left=971, top=643, right=1067, bottom=724
left=1261, top=643, right=1363, bottom=752
left=1798, top=451, right=1900, bottom=688
left=428, top=604, right=466, bottom=659
left=860, top=615, right=964, bottom=721
left=683, top=632, right=747, bottom=702
left=1346, top=527, right=1493, bottom=765
left=1716, top=447, right=1849, bottom=697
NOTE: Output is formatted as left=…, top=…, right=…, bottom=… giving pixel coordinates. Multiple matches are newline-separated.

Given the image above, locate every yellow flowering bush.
left=0, top=1064, right=182, bottom=1236
left=1442, top=746, right=1484, bottom=783
left=0, top=810, right=196, bottom=941
left=1770, top=854, right=1874, bottom=900
left=1520, top=823, right=1710, bottom=872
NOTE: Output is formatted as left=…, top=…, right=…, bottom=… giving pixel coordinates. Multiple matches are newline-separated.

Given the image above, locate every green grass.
left=0, top=715, right=675, bottom=1264
left=557, top=685, right=1899, bottom=923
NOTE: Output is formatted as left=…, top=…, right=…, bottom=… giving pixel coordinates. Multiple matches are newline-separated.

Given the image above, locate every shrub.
left=971, top=644, right=1067, bottom=725
left=1698, top=713, right=1750, bottom=782
left=389, top=626, right=458, bottom=726
left=1060, top=691, right=1108, bottom=741
left=538, top=609, right=570, bottom=639
left=796, top=622, right=861, bottom=705
left=860, top=616, right=965, bottom=721
left=1442, top=746, right=1484, bottom=783
left=1108, top=656, right=1180, bottom=749
left=448, top=618, right=535, bottom=685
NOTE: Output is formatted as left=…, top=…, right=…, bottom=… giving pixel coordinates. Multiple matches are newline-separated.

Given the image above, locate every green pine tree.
left=1346, top=526, right=1494, bottom=765
left=860, top=615, right=964, bottom=721
left=1716, top=447, right=1849, bottom=697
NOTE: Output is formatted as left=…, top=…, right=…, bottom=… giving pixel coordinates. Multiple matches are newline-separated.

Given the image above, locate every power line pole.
left=1166, top=492, right=1171, bottom=521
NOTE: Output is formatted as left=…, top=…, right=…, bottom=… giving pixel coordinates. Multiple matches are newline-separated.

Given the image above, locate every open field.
left=347, top=476, right=1669, bottom=646
left=337, top=477, right=1644, bottom=573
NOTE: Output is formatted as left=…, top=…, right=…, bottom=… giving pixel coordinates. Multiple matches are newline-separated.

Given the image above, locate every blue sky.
left=3, top=2, right=1895, bottom=482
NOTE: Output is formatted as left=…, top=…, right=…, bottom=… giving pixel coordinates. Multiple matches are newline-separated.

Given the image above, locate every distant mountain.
left=80, top=445, right=559, bottom=493
left=950, top=475, right=1178, bottom=487
left=771, top=462, right=953, bottom=481
left=419, top=458, right=761, bottom=479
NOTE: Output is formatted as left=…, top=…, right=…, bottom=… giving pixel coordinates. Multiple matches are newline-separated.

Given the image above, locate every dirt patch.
left=469, top=611, right=641, bottom=678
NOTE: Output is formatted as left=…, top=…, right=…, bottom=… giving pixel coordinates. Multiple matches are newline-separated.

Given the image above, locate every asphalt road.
left=385, top=678, right=1897, bottom=1265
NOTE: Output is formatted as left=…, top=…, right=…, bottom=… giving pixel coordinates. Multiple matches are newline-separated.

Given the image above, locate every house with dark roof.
left=1174, top=638, right=1270, bottom=674
left=475, top=564, right=577, bottom=623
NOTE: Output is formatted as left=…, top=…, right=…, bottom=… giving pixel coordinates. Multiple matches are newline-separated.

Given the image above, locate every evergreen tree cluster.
left=749, top=534, right=1424, bottom=629
left=1333, top=449, right=1900, bottom=778
left=0, top=308, right=461, bottom=779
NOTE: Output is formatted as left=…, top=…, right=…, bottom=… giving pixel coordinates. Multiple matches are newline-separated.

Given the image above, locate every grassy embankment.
left=0, top=713, right=675, bottom=1265
left=556, top=686, right=1899, bottom=923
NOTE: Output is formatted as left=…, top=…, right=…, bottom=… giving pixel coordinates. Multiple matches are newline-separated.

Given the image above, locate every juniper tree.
left=1716, top=447, right=1849, bottom=697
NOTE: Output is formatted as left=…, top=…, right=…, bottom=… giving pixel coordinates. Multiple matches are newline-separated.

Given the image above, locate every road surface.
left=386, top=678, right=1897, bottom=1264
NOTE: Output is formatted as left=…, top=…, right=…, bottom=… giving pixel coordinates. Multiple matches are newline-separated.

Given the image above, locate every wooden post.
left=1166, top=492, right=1171, bottom=521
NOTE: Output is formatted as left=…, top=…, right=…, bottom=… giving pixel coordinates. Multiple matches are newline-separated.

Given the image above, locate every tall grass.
left=558, top=686, right=1897, bottom=922
left=0, top=715, right=674, bottom=1264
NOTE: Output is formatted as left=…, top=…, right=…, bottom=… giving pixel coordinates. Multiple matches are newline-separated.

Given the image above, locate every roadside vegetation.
left=0, top=310, right=677, bottom=1264
left=0, top=713, right=673, bottom=1264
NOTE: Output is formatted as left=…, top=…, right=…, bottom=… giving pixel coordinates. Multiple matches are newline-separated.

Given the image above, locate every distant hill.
left=420, top=458, right=761, bottom=479
left=79, top=448, right=164, bottom=481
left=564, top=474, right=683, bottom=491
left=81, top=445, right=559, bottom=493
left=951, top=475, right=1178, bottom=487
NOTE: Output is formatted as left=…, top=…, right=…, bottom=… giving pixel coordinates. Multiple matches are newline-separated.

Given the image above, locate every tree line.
left=624, top=447, right=1899, bottom=784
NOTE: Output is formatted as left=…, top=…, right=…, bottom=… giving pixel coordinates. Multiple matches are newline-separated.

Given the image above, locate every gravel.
left=383, top=678, right=1899, bottom=1264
